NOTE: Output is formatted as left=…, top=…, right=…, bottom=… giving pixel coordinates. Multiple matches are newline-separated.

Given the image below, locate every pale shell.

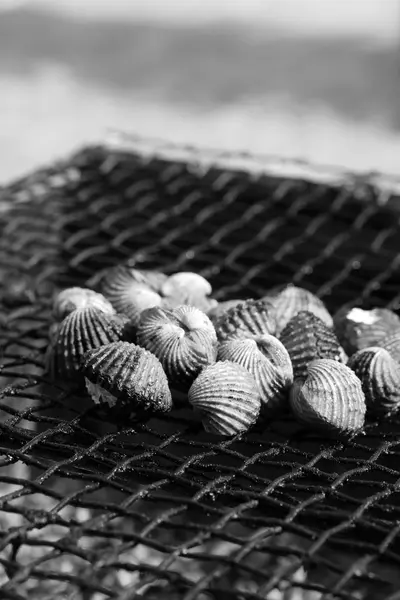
left=49, top=306, right=129, bottom=381
left=215, top=298, right=277, bottom=343
left=376, top=331, right=400, bottom=364
left=290, top=358, right=366, bottom=436
left=81, top=341, right=172, bottom=416
left=188, top=361, right=261, bottom=436
left=53, top=287, right=115, bottom=321
left=264, top=284, right=333, bottom=334
left=333, top=307, right=400, bottom=356
left=218, top=334, right=293, bottom=413
left=137, top=305, right=218, bottom=390
left=347, top=346, right=400, bottom=414
left=161, top=272, right=218, bottom=313
left=279, top=311, right=342, bottom=379
left=101, top=265, right=166, bottom=325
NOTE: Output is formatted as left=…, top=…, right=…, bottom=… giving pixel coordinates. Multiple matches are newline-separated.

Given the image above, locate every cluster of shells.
left=46, top=266, right=400, bottom=438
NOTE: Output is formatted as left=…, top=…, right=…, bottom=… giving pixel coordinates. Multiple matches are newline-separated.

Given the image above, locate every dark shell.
left=264, top=284, right=333, bottom=334
left=218, top=334, right=293, bottom=413
left=49, top=306, right=129, bottom=382
left=376, top=331, right=400, bottom=364
left=101, top=265, right=167, bottom=325
left=188, top=361, right=261, bottom=436
left=290, top=359, right=366, bottom=436
left=53, top=287, right=115, bottom=321
left=161, top=272, right=218, bottom=313
left=137, top=305, right=217, bottom=391
left=207, top=299, right=245, bottom=323
left=81, top=341, right=172, bottom=415
left=347, top=347, right=400, bottom=414
left=280, top=311, right=342, bottom=379
left=333, top=307, right=400, bottom=356
left=215, top=298, right=277, bottom=343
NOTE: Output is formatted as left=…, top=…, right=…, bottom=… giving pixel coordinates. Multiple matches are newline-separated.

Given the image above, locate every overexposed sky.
left=3, top=0, right=399, bottom=43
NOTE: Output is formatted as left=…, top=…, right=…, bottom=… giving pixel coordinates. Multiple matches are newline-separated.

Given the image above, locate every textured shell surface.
left=50, top=306, right=129, bottom=381
left=188, top=361, right=261, bottom=436
left=376, top=331, right=400, bottom=364
left=207, top=299, right=245, bottom=323
left=161, top=272, right=217, bottom=313
left=264, top=284, right=333, bottom=334
left=279, top=310, right=342, bottom=379
left=215, top=298, right=277, bottom=343
left=53, top=287, right=115, bottom=321
left=347, top=346, right=400, bottom=414
left=101, top=265, right=165, bottom=325
left=290, top=358, right=366, bottom=435
left=218, top=334, right=293, bottom=413
left=81, top=341, right=172, bottom=415
left=137, top=305, right=218, bottom=390
left=333, top=306, right=400, bottom=356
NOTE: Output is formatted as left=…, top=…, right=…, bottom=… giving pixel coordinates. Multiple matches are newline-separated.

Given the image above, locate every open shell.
left=215, top=298, right=277, bottom=343
left=53, top=287, right=114, bottom=321
left=218, top=334, right=293, bottom=414
left=81, top=341, right=172, bottom=416
left=279, top=310, right=342, bottom=379
left=188, top=361, right=261, bottom=436
left=347, top=346, right=400, bottom=414
left=137, top=305, right=218, bottom=391
left=290, top=358, right=366, bottom=436
left=333, top=307, right=400, bottom=356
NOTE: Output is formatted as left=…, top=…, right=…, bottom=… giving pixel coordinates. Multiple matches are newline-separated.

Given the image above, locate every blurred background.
left=0, top=0, right=399, bottom=182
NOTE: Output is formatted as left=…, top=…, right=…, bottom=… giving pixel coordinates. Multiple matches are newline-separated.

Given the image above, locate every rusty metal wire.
left=1, top=140, right=400, bottom=600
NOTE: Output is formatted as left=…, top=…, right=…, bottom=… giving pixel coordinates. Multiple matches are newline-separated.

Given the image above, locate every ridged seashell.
left=376, top=331, right=400, bottom=364
left=81, top=341, right=172, bottom=416
left=215, top=298, right=277, bottom=343
left=161, top=272, right=218, bottom=313
left=49, top=306, right=129, bottom=381
left=264, top=284, right=333, bottom=334
left=218, top=334, right=293, bottom=413
left=290, top=359, right=366, bottom=436
left=101, top=265, right=167, bottom=325
left=207, top=299, right=244, bottom=323
left=53, top=287, right=114, bottom=321
left=188, top=361, right=261, bottom=436
left=280, top=311, right=342, bottom=379
left=137, top=305, right=217, bottom=390
left=347, top=347, right=400, bottom=414
left=333, top=307, right=400, bottom=356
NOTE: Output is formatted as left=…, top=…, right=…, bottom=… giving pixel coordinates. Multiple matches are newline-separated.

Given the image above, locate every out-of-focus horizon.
left=0, top=0, right=399, bottom=181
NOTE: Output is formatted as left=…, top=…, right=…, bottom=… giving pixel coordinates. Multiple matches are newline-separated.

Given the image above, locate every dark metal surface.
left=1, top=141, right=400, bottom=599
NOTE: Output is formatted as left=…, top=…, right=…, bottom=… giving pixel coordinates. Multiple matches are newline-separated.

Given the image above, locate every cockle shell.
left=218, top=334, right=293, bottom=413
left=49, top=306, right=129, bottom=381
left=290, top=359, right=366, bottom=436
left=137, top=305, right=217, bottom=390
left=207, top=299, right=245, bottom=323
left=376, top=331, right=400, bottom=364
left=279, top=311, right=342, bottom=379
left=215, top=298, right=277, bottom=343
left=188, top=361, right=261, bottom=436
left=347, top=347, right=400, bottom=414
left=264, top=284, right=333, bottom=334
left=161, top=272, right=218, bottom=313
left=333, top=307, right=400, bottom=356
left=81, top=341, right=172, bottom=416
left=101, top=265, right=167, bottom=325
left=53, top=287, right=115, bottom=321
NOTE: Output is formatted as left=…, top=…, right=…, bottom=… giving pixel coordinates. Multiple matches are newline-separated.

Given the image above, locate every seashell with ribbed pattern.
left=53, top=287, right=115, bottom=321
left=207, top=299, right=245, bottom=323
left=218, top=334, right=293, bottom=414
left=347, top=347, right=400, bottom=414
left=137, top=305, right=218, bottom=391
left=215, top=298, right=277, bottom=343
left=333, top=307, right=400, bottom=356
left=290, top=359, right=366, bottom=436
left=161, top=272, right=218, bottom=313
left=188, top=361, right=261, bottom=436
left=49, top=306, right=130, bottom=382
left=81, top=341, right=172, bottom=416
left=264, top=284, right=333, bottom=334
left=101, top=265, right=167, bottom=326
left=376, top=331, right=400, bottom=364
left=279, top=310, right=343, bottom=380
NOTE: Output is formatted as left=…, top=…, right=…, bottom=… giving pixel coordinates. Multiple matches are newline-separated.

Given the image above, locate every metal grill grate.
left=1, top=138, right=400, bottom=600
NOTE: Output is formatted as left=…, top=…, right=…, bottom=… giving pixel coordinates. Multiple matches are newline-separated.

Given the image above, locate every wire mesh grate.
left=1, top=139, right=400, bottom=599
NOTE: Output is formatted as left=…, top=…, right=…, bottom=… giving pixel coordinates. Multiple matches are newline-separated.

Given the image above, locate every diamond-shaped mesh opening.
left=1, top=139, right=400, bottom=599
